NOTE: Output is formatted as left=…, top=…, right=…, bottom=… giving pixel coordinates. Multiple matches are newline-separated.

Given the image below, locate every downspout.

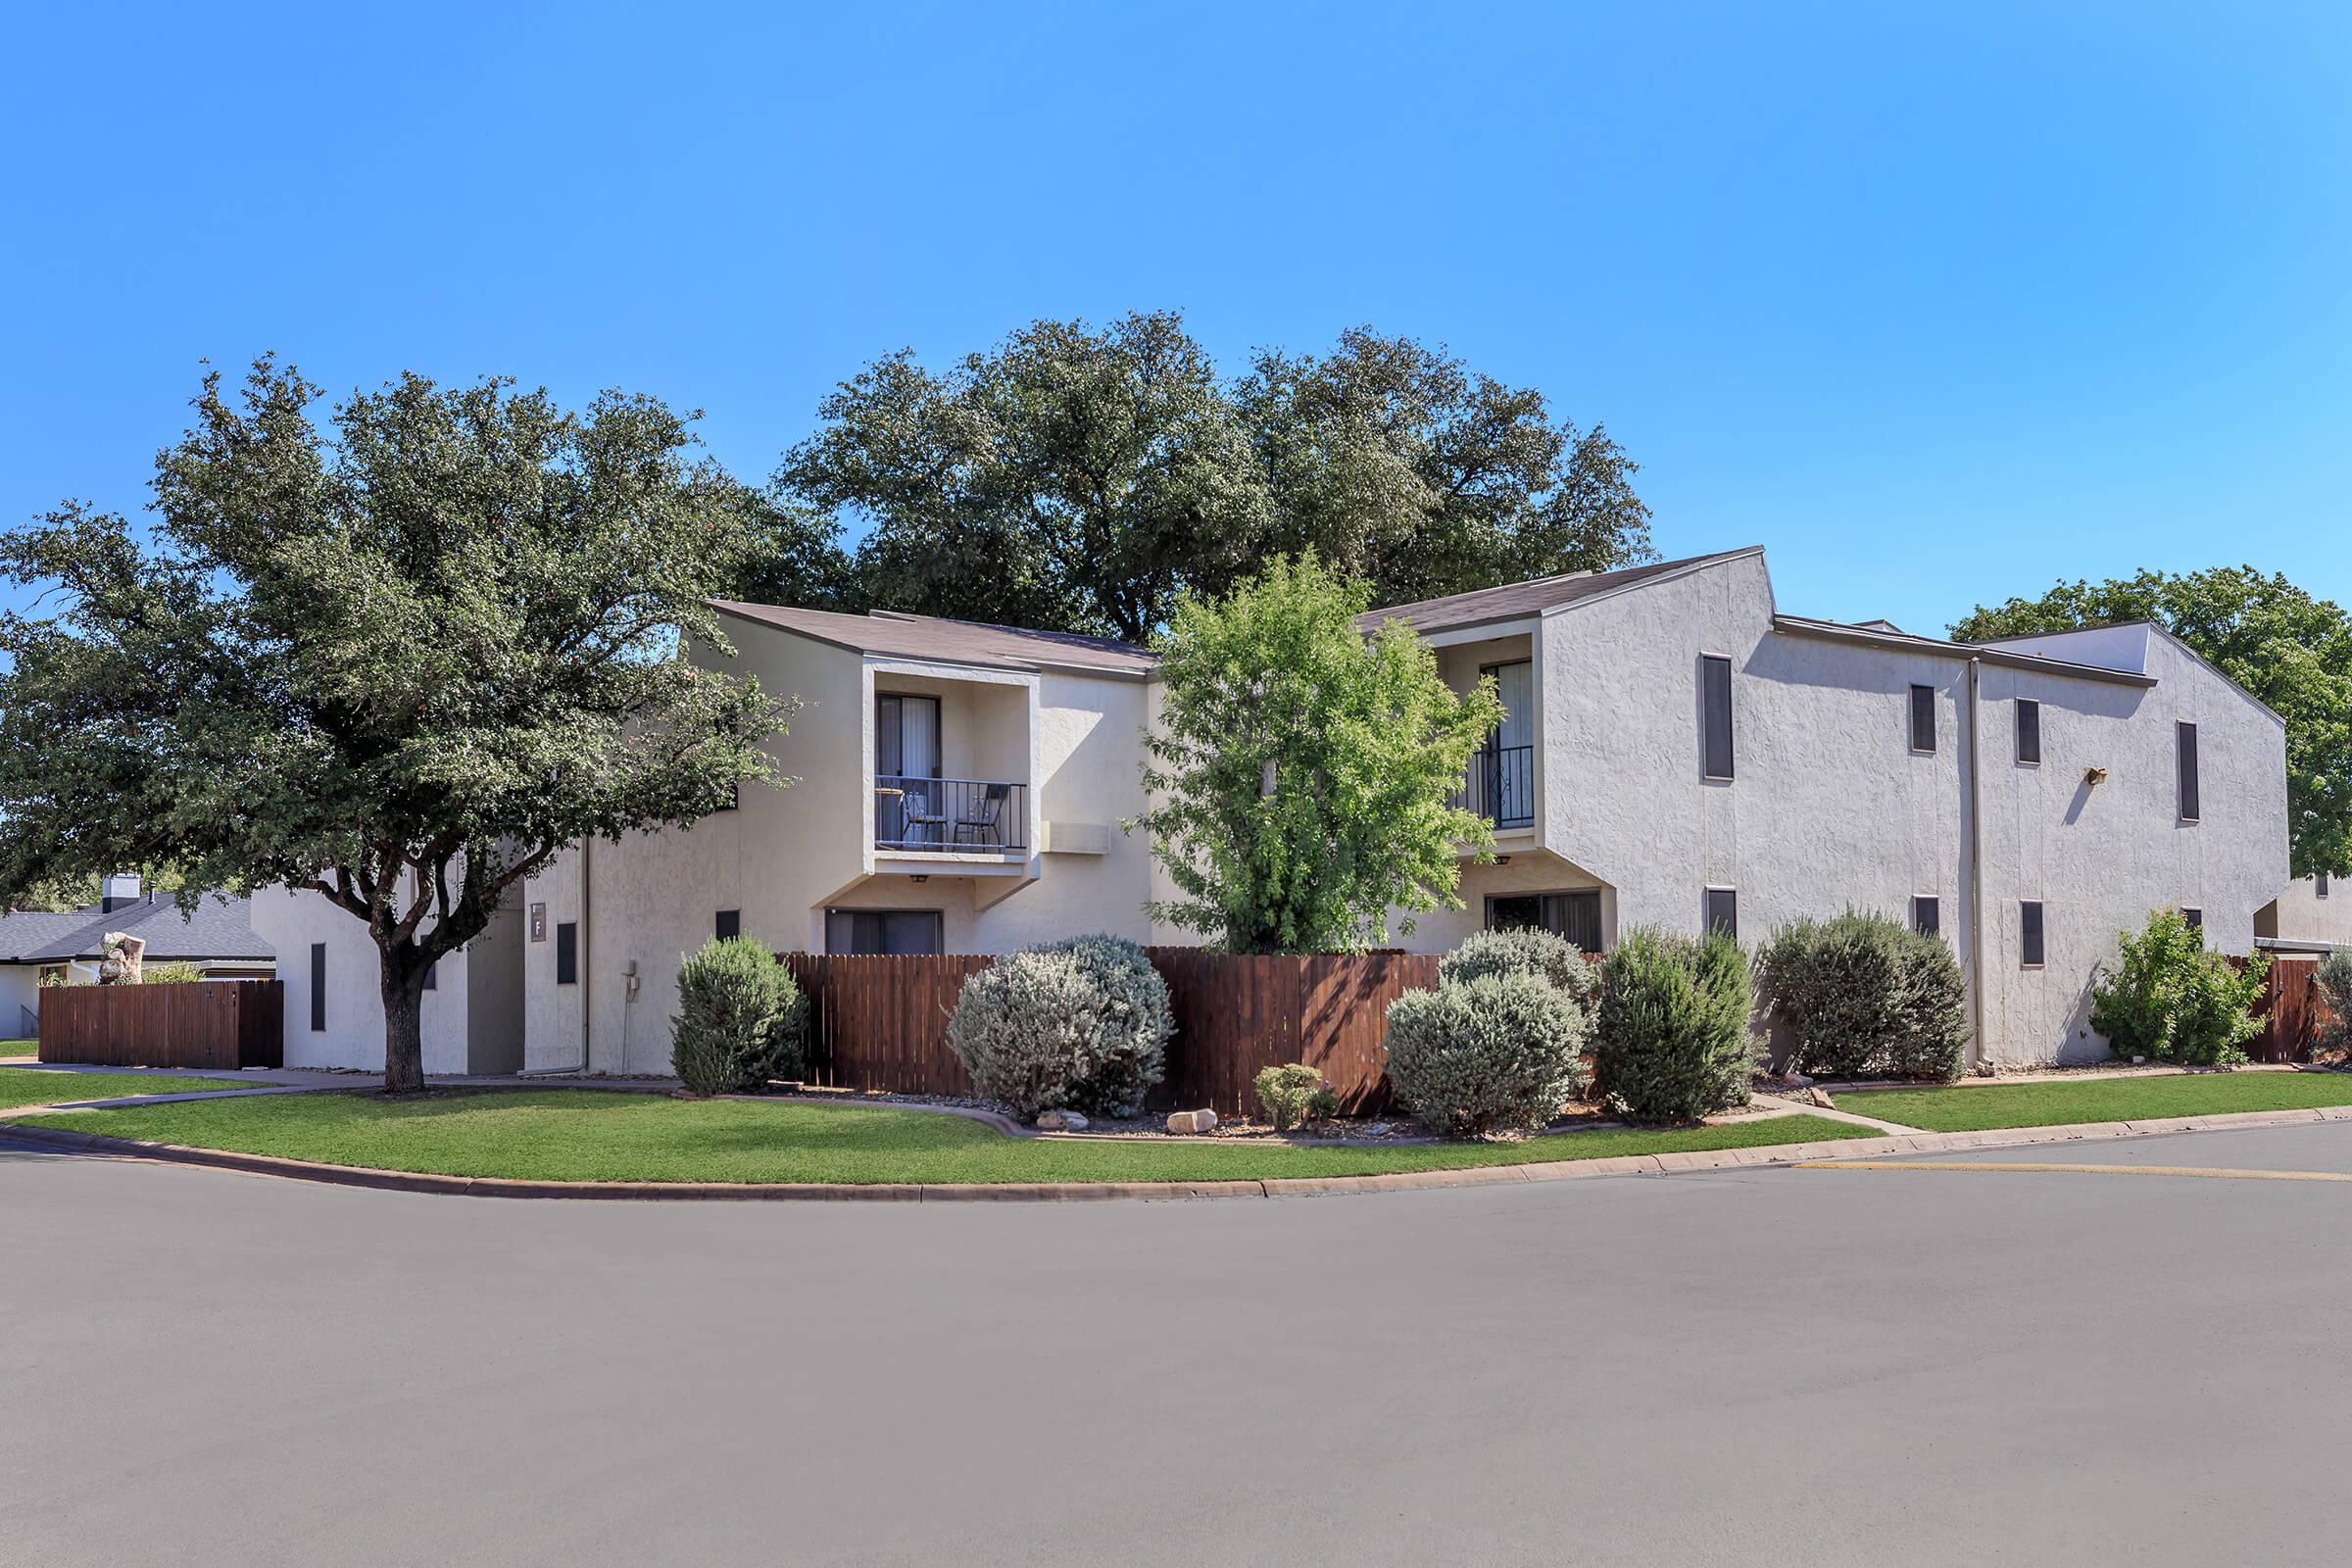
left=1966, top=657, right=1988, bottom=1071
left=517, top=836, right=592, bottom=1076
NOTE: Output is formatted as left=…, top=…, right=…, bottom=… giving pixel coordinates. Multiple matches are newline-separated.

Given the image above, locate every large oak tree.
left=779, top=312, right=1653, bottom=641
left=0, top=361, right=794, bottom=1092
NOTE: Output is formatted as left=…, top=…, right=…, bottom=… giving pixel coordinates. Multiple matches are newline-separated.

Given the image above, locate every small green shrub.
left=946, top=934, right=1173, bottom=1120
left=2089, top=909, right=2269, bottom=1067
left=670, top=937, right=808, bottom=1096
left=1752, top=909, right=1969, bottom=1081
left=1441, top=926, right=1600, bottom=1016
left=1304, top=1084, right=1341, bottom=1125
left=2315, top=950, right=2352, bottom=1061
left=1384, top=971, right=1588, bottom=1137
left=140, top=961, right=207, bottom=985
left=1254, top=1062, right=1324, bottom=1131
left=1592, top=926, right=1756, bottom=1121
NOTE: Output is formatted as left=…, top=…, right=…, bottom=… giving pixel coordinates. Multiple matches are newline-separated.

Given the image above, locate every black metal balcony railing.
left=1451, top=745, right=1534, bottom=829
left=874, top=776, right=1029, bottom=854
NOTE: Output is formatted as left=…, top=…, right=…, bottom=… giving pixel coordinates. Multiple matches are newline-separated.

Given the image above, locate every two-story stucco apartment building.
left=263, top=546, right=2291, bottom=1075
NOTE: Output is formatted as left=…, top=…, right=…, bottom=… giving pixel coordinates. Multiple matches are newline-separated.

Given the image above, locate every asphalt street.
left=7, top=1125, right=2352, bottom=1567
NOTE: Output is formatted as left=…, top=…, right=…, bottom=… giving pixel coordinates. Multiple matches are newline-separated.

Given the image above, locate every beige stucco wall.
left=2260, top=877, right=2352, bottom=948
left=518, top=623, right=1167, bottom=1075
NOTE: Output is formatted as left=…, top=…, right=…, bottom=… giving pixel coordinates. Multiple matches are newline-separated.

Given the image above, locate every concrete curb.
left=7, top=1100, right=2352, bottom=1200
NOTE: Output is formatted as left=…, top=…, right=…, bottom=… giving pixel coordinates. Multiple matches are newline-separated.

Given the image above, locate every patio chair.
left=896, top=781, right=948, bottom=848
left=952, top=782, right=1012, bottom=849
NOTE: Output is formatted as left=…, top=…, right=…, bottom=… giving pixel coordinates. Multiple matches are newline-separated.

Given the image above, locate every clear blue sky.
left=6, top=1, right=2347, bottom=632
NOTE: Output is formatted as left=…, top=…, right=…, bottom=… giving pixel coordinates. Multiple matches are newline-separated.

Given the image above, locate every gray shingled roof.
left=711, top=602, right=1156, bottom=677
left=0, top=894, right=274, bottom=964
left=1357, top=548, right=1761, bottom=634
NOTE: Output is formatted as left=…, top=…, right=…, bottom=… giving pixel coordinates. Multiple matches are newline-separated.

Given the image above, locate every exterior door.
left=1479, top=661, right=1534, bottom=827
left=1487, top=890, right=1602, bottom=954
left=875, top=694, right=942, bottom=845
left=824, top=909, right=945, bottom=955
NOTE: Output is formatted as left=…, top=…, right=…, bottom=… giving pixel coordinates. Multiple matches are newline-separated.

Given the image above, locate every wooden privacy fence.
left=2244, top=956, right=2331, bottom=1063
left=38, top=980, right=284, bottom=1070
left=781, top=950, right=1442, bottom=1117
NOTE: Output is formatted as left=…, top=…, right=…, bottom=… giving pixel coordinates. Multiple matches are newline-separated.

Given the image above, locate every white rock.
left=1034, top=1109, right=1088, bottom=1132
left=1165, top=1108, right=1218, bottom=1135
left=1781, top=1072, right=1814, bottom=1088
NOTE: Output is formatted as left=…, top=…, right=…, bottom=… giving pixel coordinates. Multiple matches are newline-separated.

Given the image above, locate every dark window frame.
left=715, top=908, right=742, bottom=942
left=2015, top=698, right=2041, bottom=765
left=823, top=907, right=946, bottom=956
left=1703, top=886, right=1738, bottom=941
left=1912, top=895, right=1940, bottom=938
left=556, top=922, right=578, bottom=985
left=2020, top=901, right=2045, bottom=968
left=1699, top=655, right=1735, bottom=781
left=1484, top=890, right=1604, bottom=954
left=309, top=943, right=326, bottom=1031
left=2177, top=721, right=2200, bottom=822
left=2321, top=873, right=2332, bottom=900
left=2183, top=906, right=2203, bottom=930
left=1909, top=684, right=1937, bottom=755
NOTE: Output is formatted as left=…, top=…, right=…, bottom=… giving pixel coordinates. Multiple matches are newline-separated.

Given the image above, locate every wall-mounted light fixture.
left=2084, top=766, right=2109, bottom=787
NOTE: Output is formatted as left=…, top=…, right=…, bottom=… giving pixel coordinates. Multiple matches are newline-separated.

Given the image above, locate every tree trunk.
left=379, top=952, right=432, bottom=1095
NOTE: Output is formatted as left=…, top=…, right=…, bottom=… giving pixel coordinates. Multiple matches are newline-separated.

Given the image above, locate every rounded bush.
left=670, top=937, right=808, bottom=1096
left=1384, top=971, right=1588, bottom=1137
left=2090, top=909, right=2269, bottom=1067
left=1254, top=1062, right=1324, bottom=1132
left=1752, top=909, right=1969, bottom=1081
left=1440, top=926, right=1599, bottom=1016
left=1592, top=926, right=1756, bottom=1121
left=947, top=934, right=1172, bottom=1120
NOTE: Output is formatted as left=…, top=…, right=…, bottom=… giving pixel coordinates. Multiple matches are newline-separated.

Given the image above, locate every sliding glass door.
left=875, top=694, right=941, bottom=846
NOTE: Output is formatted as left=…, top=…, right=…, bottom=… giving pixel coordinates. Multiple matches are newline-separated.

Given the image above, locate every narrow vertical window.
left=1703, top=886, right=1738, bottom=940
left=421, top=959, right=437, bottom=992
left=2183, top=906, right=2203, bottom=930
left=309, top=943, right=326, bottom=1031
left=715, top=908, right=741, bottom=941
left=1912, top=896, right=1940, bottom=938
left=1700, top=656, right=1735, bottom=780
left=2016, top=698, right=2040, bottom=764
left=2177, top=721, right=2200, bottom=822
left=556, top=922, right=578, bottom=985
left=1909, top=684, right=1937, bottom=754
left=2020, top=901, right=2045, bottom=968
left=2321, top=874, right=2333, bottom=900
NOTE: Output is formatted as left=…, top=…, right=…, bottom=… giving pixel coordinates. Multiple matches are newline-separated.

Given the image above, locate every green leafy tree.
left=0, top=360, right=796, bottom=1093
left=1235, top=327, right=1655, bottom=607
left=1128, top=555, right=1503, bottom=953
left=1952, top=567, right=2352, bottom=878
left=782, top=313, right=1654, bottom=641
left=782, top=311, right=1272, bottom=642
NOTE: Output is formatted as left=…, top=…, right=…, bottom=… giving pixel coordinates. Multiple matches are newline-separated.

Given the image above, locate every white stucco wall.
left=250, top=886, right=477, bottom=1073
left=0, top=965, right=42, bottom=1038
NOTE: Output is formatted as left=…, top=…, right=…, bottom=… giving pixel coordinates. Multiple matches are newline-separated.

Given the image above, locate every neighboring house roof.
left=1774, top=614, right=2161, bottom=690
left=1358, top=548, right=1764, bottom=635
left=0, top=894, right=274, bottom=964
left=710, top=602, right=1156, bottom=679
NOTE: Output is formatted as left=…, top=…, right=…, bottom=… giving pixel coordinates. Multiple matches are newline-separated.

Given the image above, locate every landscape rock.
left=1780, top=1072, right=1814, bottom=1089
left=1808, top=1087, right=1835, bottom=1108
left=1166, top=1108, right=1218, bottom=1135
left=1034, top=1109, right=1089, bottom=1132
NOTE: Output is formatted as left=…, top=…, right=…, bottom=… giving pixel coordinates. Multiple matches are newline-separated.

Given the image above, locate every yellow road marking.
left=1793, top=1159, right=2352, bottom=1182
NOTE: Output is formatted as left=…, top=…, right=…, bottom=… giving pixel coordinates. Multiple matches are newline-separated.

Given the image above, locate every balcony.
left=875, top=776, right=1030, bottom=855
left=1453, top=745, right=1534, bottom=830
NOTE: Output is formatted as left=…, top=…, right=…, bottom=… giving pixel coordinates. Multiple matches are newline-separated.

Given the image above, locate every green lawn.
left=4, top=1090, right=1876, bottom=1185
left=0, top=1066, right=261, bottom=1111
left=1838, top=1071, right=2352, bottom=1133
left=0, top=1039, right=35, bottom=1057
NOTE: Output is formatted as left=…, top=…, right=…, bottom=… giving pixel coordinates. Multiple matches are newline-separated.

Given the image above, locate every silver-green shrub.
left=670, top=937, right=808, bottom=1096
left=1440, top=926, right=1600, bottom=1017
left=1384, top=971, right=1588, bottom=1137
left=2315, top=950, right=2352, bottom=1061
left=1752, top=908, right=1969, bottom=1080
left=946, top=934, right=1172, bottom=1120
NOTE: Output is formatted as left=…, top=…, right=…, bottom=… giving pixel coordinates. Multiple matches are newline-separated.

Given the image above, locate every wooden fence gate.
left=37, top=980, right=285, bottom=1070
